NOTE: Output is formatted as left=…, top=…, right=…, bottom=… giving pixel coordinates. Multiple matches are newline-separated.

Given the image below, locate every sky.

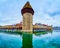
left=0, top=0, right=60, bottom=26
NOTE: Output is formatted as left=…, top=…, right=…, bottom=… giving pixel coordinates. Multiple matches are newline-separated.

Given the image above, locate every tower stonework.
left=21, top=2, right=34, bottom=32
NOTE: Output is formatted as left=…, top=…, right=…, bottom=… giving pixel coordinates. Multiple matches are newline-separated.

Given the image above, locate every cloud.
left=33, top=0, right=60, bottom=26
left=47, top=11, right=60, bottom=16
left=0, top=0, right=60, bottom=26
left=0, top=0, right=23, bottom=26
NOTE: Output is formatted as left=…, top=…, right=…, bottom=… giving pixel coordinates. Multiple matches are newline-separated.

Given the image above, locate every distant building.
left=33, top=23, right=52, bottom=31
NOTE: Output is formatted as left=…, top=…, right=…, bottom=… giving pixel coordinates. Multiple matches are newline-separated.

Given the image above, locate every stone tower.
left=21, top=2, right=34, bottom=32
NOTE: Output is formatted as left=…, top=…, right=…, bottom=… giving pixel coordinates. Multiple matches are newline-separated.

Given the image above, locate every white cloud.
left=33, top=0, right=60, bottom=26
left=0, top=0, right=60, bottom=26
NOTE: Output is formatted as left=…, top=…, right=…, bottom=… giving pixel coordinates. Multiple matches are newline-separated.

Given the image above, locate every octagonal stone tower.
left=21, top=2, right=34, bottom=32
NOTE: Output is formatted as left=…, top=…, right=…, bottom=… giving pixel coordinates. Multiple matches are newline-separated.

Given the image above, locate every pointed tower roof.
left=21, top=1, right=34, bottom=15
left=23, top=1, right=32, bottom=9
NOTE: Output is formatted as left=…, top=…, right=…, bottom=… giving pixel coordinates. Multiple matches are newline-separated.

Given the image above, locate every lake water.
left=0, top=30, right=60, bottom=48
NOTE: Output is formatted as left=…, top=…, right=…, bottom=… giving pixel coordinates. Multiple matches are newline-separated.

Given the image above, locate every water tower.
left=21, top=2, right=34, bottom=32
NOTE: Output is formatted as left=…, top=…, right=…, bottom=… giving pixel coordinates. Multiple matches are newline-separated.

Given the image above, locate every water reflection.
left=33, top=31, right=60, bottom=48
left=0, top=33, right=22, bottom=48
left=22, top=32, right=33, bottom=48
left=0, top=30, right=60, bottom=48
left=34, top=31, right=52, bottom=36
left=22, top=31, right=51, bottom=48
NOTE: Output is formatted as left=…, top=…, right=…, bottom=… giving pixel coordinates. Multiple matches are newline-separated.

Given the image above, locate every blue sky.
left=0, top=0, right=60, bottom=26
